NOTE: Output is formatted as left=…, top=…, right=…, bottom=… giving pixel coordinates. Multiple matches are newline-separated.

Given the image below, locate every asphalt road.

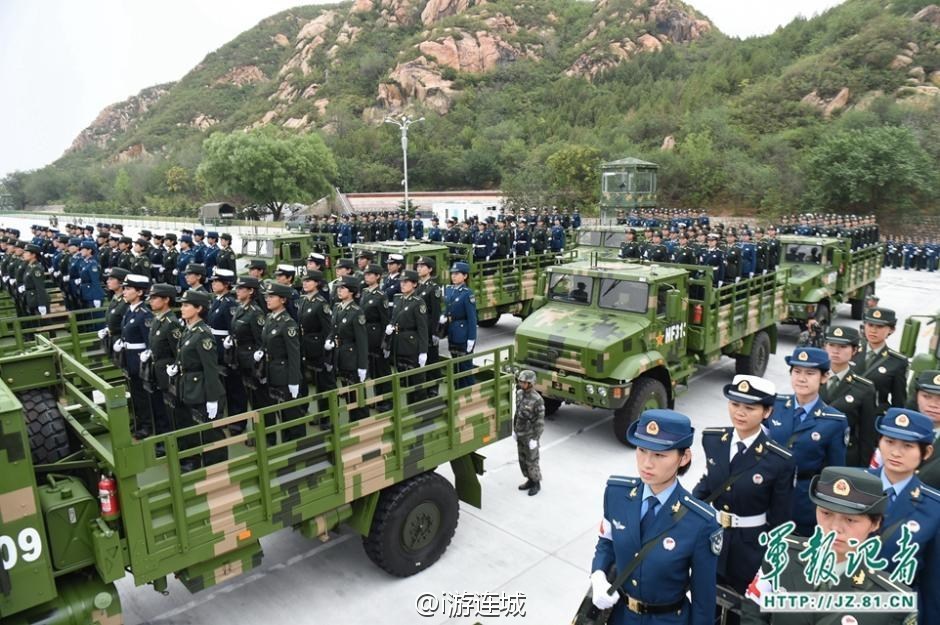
left=98, top=265, right=936, bottom=625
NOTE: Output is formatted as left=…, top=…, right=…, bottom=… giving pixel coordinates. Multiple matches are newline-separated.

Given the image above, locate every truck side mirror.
left=666, top=290, right=682, bottom=321
left=899, top=318, right=921, bottom=359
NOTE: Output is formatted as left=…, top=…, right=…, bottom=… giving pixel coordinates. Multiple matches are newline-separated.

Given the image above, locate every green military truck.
left=779, top=234, right=882, bottom=327
left=0, top=333, right=513, bottom=624
left=513, top=259, right=788, bottom=444
left=239, top=232, right=343, bottom=282
left=899, top=309, right=940, bottom=396
left=573, top=226, right=633, bottom=259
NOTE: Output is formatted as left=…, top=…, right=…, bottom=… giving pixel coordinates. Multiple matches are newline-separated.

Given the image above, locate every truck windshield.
left=578, top=231, right=603, bottom=246
left=548, top=274, right=593, bottom=304
left=784, top=244, right=824, bottom=264
left=242, top=239, right=274, bottom=257
left=598, top=279, right=648, bottom=313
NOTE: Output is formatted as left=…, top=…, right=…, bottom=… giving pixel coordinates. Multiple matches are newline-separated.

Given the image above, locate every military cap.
left=337, top=258, right=355, bottom=270
left=209, top=268, right=236, bottom=283
left=80, top=240, right=96, bottom=250
left=784, top=346, right=830, bottom=371
left=83, top=224, right=94, bottom=232
left=265, top=283, right=294, bottom=298
left=96, top=231, right=108, bottom=239
left=517, top=370, right=536, bottom=384
left=914, top=370, right=940, bottom=394
left=109, top=234, right=121, bottom=241
left=386, top=253, right=404, bottom=265
left=152, top=232, right=164, bottom=240
left=206, top=231, right=219, bottom=239
left=415, top=256, right=435, bottom=269
left=193, top=228, right=205, bottom=236
left=275, top=263, right=296, bottom=276
left=431, top=216, right=439, bottom=222
left=451, top=261, right=471, bottom=274
left=356, top=250, right=375, bottom=260
left=112, top=224, right=123, bottom=230
left=185, top=263, right=206, bottom=276
left=134, top=238, right=148, bottom=247
left=24, top=243, right=42, bottom=254
left=447, top=217, right=457, bottom=223
left=307, top=252, right=326, bottom=264
left=722, top=374, right=776, bottom=406
left=139, top=229, right=152, bottom=237
left=148, top=283, right=176, bottom=299
left=123, top=273, right=151, bottom=290
left=235, top=276, right=261, bottom=290
left=248, top=259, right=268, bottom=271
left=863, top=307, right=896, bottom=326
left=627, top=409, right=695, bottom=451
left=220, top=233, right=232, bottom=241
left=179, top=289, right=211, bottom=308
left=875, top=408, right=934, bottom=443
left=302, top=270, right=323, bottom=282
left=364, top=263, right=383, bottom=275
left=56, top=234, right=69, bottom=243
left=181, top=228, right=193, bottom=235
left=809, top=466, right=887, bottom=516
left=824, top=326, right=860, bottom=346
left=119, top=236, right=132, bottom=245
left=338, top=276, right=360, bottom=292
left=164, top=232, right=178, bottom=241
left=401, top=269, right=419, bottom=283
left=107, top=267, right=129, bottom=281
left=707, top=233, right=720, bottom=239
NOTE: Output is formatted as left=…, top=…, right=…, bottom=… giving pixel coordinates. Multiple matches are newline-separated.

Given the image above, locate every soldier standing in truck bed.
left=142, top=283, right=180, bottom=441
left=256, top=283, right=304, bottom=444
left=326, top=276, right=369, bottom=420
left=21, top=244, right=49, bottom=317
left=115, top=274, right=155, bottom=439
left=298, top=270, right=334, bottom=398
left=388, top=270, right=429, bottom=402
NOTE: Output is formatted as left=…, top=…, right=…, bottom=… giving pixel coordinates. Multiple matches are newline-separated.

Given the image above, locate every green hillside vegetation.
left=2, top=0, right=938, bottom=221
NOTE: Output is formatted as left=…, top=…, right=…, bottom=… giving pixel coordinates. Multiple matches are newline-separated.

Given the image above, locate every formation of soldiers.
left=883, top=238, right=940, bottom=271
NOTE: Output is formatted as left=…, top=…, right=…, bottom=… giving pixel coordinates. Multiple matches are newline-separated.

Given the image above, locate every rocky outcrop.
left=421, top=0, right=477, bottom=25
left=417, top=30, right=530, bottom=73
left=801, top=87, right=850, bottom=117
left=112, top=144, right=150, bottom=163
left=214, top=65, right=266, bottom=87
left=328, top=21, right=363, bottom=59
left=280, top=11, right=339, bottom=78
left=272, top=33, right=290, bottom=47
left=913, top=5, right=940, bottom=27
left=190, top=114, right=219, bottom=130
left=66, top=83, right=173, bottom=154
left=282, top=115, right=310, bottom=130
left=376, top=56, right=457, bottom=114
left=661, top=135, right=676, bottom=151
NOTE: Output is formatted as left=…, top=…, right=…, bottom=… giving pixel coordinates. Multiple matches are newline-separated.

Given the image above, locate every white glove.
left=467, top=339, right=475, bottom=352
left=98, top=328, right=109, bottom=339
left=324, top=339, right=335, bottom=351
left=206, top=401, right=218, bottom=420
left=38, top=306, right=47, bottom=315
left=288, top=384, right=299, bottom=398
left=172, top=269, right=178, bottom=276
left=140, top=349, right=151, bottom=363
left=17, top=284, right=25, bottom=293
left=253, top=349, right=264, bottom=362
left=92, top=300, right=100, bottom=307
left=439, top=314, right=447, bottom=325
left=528, top=439, right=538, bottom=451
left=223, top=335, right=234, bottom=349
left=385, top=324, right=394, bottom=336
left=590, top=571, right=619, bottom=610
left=74, top=278, right=81, bottom=285
left=512, top=431, right=517, bottom=441
left=166, top=364, right=178, bottom=377
left=112, top=339, right=125, bottom=353
left=383, top=349, right=390, bottom=358
left=357, top=368, right=367, bottom=382
left=418, top=353, right=427, bottom=367
left=431, top=335, right=440, bottom=346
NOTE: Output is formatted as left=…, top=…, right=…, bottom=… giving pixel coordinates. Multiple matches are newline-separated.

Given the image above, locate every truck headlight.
left=597, top=387, right=608, bottom=398
left=586, top=384, right=595, bottom=395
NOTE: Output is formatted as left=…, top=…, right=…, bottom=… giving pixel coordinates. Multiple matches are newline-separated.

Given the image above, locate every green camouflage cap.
left=863, top=307, right=896, bottom=326
left=824, top=326, right=860, bottom=346
left=809, top=466, right=887, bottom=516
left=914, top=370, right=940, bottom=394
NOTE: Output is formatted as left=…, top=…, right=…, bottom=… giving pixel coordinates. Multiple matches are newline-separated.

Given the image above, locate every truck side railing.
left=840, top=243, right=882, bottom=295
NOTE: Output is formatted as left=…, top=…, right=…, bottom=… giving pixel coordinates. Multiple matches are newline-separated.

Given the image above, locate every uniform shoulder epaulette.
left=848, top=373, right=874, bottom=387
left=784, top=536, right=805, bottom=550
left=918, top=484, right=940, bottom=501
left=702, top=427, right=728, bottom=436
left=887, top=349, right=908, bottom=361
left=775, top=393, right=790, bottom=401
left=816, top=408, right=846, bottom=420
left=606, top=475, right=638, bottom=487
left=765, top=440, right=792, bottom=459
left=680, top=495, right=717, bottom=522
left=867, top=568, right=911, bottom=594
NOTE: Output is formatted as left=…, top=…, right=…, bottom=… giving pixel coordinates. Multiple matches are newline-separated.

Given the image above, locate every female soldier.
left=870, top=408, right=940, bottom=624
left=166, top=289, right=225, bottom=471
left=113, top=274, right=154, bottom=439
left=228, top=277, right=266, bottom=416
left=361, top=264, right=391, bottom=410
left=254, top=283, right=303, bottom=444
left=694, top=375, right=795, bottom=625
left=98, top=267, right=129, bottom=362
left=141, top=283, right=179, bottom=441
left=742, top=467, right=916, bottom=625
left=590, top=409, right=721, bottom=624
left=298, top=270, right=333, bottom=397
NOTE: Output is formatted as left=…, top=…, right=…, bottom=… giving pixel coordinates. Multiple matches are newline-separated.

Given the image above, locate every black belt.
left=621, top=594, right=685, bottom=615
left=796, top=470, right=819, bottom=481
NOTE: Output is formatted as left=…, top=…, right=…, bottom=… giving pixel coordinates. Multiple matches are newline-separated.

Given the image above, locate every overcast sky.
left=0, top=0, right=846, bottom=177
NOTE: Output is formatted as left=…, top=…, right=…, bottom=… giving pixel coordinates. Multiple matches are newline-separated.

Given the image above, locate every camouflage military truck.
left=573, top=226, right=637, bottom=259
left=239, top=232, right=344, bottom=282
left=513, top=259, right=788, bottom=444
left=779, top=234, right=882, bottom=327
left=0, top=332, right=513, bottom=624
left=899, top=309, right=940, bottom=396
left=352, top=240, right=573, bottom=327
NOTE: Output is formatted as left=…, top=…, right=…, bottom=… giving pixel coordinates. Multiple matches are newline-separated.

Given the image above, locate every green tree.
left=113, top=168, right=134, bottom=207
left=198, top=127, right=338, bottom=221
left=1, top=171, right=29, bottom=209
left=165, top=165, right=190, bottom=194
left=677, top=131, right=726, bottom=205
left=545, top=145, right=601, bottom=210
left=804, top=126, right=934, bottom=213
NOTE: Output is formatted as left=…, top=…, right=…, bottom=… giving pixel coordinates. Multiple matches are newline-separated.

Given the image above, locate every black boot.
left=528, top=481, right=540, bottom=496
left=518, top=479, right=533, bottom=491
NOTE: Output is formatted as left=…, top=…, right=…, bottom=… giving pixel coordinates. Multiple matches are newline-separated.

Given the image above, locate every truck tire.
left=613, top=377, right=668, bottom=447
left=363, top=472, right=459, bottom=577
left=477, top=315, right=500, bottom=328
left=19, top=388, right=70, bottom=464
left=850, top=286, right=873, bottom=320
left=543, top=397, right=562, bottom=417
left=735, top=330, right=771, bottom=377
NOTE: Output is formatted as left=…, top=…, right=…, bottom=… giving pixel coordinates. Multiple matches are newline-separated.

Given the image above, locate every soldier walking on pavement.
left=387, top=270, right=429, bottom=402
left=514, top=370, right=544, bottom=496
left=446, top=262, right=477, bottom=388
left=325, top=276, right=369, bottom=421
left=821, top=326, right=879, bottom=466
left=255, top=283, right=304, bottom=445
left=852, top=307, right=909, bottom=414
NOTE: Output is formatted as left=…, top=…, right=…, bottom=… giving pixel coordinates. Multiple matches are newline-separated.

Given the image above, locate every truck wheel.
left=19, top=388, right=70, bottom=464
left=613, top=377, right=667, bottom=447
left=363, top=472, right=459, bottom=577
left=477, top=315, right=500, bottom=328
left=543, top=397, right=562, bottom=417
left=850, top=286, right=872, bottom=320
left=735, top=330, right=771, bottom=377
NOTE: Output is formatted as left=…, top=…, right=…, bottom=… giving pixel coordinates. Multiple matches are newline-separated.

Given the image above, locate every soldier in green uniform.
left=514, top=370, right=545, bottom=496
left=325, top=276, right=369, bottom=420
left=163, top=233, right=179, bottom=287
left=354, top=250, right=374, bottom=281
left=822, top=326, right=879, bottom=466
left=98, top=267, right=129, bottom=362
left=741, top=467, right=916, bottom=625
left=329, top=259, right=355, bottom=302
left=246, top=259, right=268, bottom=310
left=228, top=277, right=267, bottom=429
left=415, top=256, right=443, bottom=393
left=166, top=289, right=226, bottom=471
left=254, top=283, right=304, bottom=444
left=896, top=370, right=940, bottom=489
left=129, top=238, right=152, bottom=276
left=361, top=264, right=392, bottom=410
left=216, top=233, right=237, bottom=272
left=852, top=308, right=909, bottom=414
left=299, top=270, right=334, bottom=397
left=387, top=270, right=429, bottom=402
left=21, top=244, right=48, bottom=316
left=140, top=283, right=180, bottom=443
left=184, top=263, right=208, bottom=294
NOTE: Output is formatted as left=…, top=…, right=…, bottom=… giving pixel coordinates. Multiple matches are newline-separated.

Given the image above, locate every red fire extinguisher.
left=99, top=474, right=120, bottom=521
left=691, top=303, right=704, bottom=325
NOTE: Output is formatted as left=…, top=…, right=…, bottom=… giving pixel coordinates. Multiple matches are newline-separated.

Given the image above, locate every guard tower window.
left=603, top=172, right=632, bottom=193
left=634, top=171, right=654, bottom=194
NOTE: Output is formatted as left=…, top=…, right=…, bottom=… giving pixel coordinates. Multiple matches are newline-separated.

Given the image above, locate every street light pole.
left=384, top=114, right=424, bottom=214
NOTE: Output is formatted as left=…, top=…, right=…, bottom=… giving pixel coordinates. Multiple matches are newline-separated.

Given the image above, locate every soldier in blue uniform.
left=203, top=232, right=220, bottom=276
left=446, top=262, right=477, bottom=389
left=176, top=234, right=194, bottom=292
left=337, top=215, right=353, bottom=247
left=114, top=274, right=155, bottom=438
left=700, top=233, right=726, bottom=286
left=572, top=210, right=581, bottom=230
left=411, top=214, right=424, bottom=240
left=78, top=240, right=105, bottom=310
left=766, top=346, right=848, bottom=535
left=590, top=409, right=721, bottom=624
left=472, top=221, right=494, bottom=262
left=427, top=216, right=442, bottom=242
left=868, top=408, right=940, bottom=624
left=549, top=217, right=565, bottom=253
left=394, top=214, right=409, bottom=241
left=382, top=254, right=404, bottom=306
left=513, top=219, right=531, bottom=258
left=738, top=230, right=757, bottom=278
left=192, top=228, right=207, bottom=264
left=208, top=269, right=247, bottom=421
left=694, top=375, right=795, bottom=625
